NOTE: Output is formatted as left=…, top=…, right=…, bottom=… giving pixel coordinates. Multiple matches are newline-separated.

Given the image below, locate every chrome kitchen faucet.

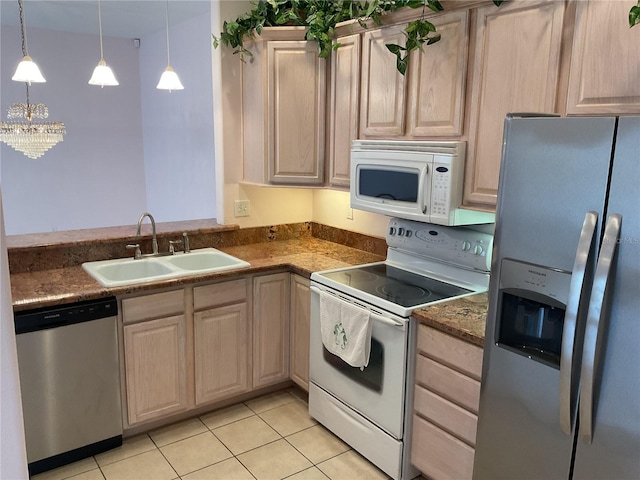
left=135, top=212, right=158, bottom=255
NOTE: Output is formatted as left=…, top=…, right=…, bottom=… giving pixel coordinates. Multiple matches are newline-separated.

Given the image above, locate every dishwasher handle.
left=15, top=297, right=118, bottom=335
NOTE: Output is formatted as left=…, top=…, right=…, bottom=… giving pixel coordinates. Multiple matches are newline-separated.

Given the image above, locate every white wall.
left=140, top=7, right=216, bottom=223
left=0, top=25, right=148, bottom=235
left=0, top=185, right=28, bottom=479
left=1, top=8, right=217, bottom=235
left=313, top=189, right=388, bottom=238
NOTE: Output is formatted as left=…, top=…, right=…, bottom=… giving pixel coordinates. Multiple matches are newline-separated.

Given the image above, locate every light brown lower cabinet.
left=120, top=272, right=299, bottom=428
left=193, top=279, right=250, bottom=405
left=253, top=273, right=290, bottom=388
left=289, top=274, right=310, bottom=391
left=411, top=324, right=483, bottom=480
left=122, top=290, right=188, bottom=426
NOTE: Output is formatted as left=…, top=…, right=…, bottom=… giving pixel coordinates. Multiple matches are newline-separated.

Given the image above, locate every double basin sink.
left=82, top=248, right=250, bottom=287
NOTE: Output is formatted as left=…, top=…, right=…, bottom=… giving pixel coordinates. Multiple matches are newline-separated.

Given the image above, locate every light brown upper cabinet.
left=328, top=33, right=361, bottom=188
left=359, top=24, right=408, bottom=137
left=243, top=29, right=326, bottom=186
left=406, top=10, right=470, bottom=137
left=566, top=0, right=640, bottom=115
left=358, top=13, right=469, bottom=140
left=463, top=0, right=565, bottom=209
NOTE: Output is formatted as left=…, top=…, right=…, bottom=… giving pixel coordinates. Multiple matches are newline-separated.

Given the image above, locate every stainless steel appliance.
left=474, top=115, right=640, bottom=479
left=350, top=140, right=494, bottom=226
left=310, top=217, right=493, bottom=480
left=15, top=297, right=123, bottom=476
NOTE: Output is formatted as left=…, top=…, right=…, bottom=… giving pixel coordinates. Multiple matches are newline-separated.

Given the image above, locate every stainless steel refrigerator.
left=473, top=115, right=640, bottom=479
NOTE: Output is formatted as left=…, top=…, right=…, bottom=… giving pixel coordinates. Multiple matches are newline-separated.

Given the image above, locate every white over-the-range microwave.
left=350, top=140, right=495, bottom=226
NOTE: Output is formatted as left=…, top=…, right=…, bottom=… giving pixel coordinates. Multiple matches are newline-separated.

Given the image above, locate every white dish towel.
left=319, top=290, right=372, bottom=369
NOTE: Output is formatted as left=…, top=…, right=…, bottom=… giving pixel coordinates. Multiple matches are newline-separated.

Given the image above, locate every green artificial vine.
left=631, top=1, right=640, bottom=27
left=213, top=0, right=638, bottom=76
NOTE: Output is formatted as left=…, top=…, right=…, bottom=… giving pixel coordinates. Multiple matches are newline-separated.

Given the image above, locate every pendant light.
left=1, top=0, right=65, bottom=159
left=88, top=0, right=118, bottom=87
left=157, top=0, right=184, bottom=91
left=12, top=0, right=45, bottom=84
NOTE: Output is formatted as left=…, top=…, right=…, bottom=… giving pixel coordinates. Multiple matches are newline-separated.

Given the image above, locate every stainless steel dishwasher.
left=15, top=297, right=123, bottom=476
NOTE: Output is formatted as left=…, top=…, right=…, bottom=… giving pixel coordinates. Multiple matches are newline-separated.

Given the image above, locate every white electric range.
left=308, top=217, right=493, bottom=480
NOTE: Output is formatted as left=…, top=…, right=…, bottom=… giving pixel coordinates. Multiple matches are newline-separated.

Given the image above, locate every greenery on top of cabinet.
left=213, top=0, right=639, bottom=75
left=631, top=1, right=640, bottom=27
left=213, top=0, right=501, bottom=75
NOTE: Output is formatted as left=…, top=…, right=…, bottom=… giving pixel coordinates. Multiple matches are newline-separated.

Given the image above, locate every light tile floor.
left=32, top=389, right=390, bottom=480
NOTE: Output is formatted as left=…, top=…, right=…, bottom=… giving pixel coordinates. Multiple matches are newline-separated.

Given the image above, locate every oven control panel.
left=386, top=217, right=493, bottom=272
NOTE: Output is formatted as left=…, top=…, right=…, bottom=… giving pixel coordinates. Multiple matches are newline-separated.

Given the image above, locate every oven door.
left=309, top=283, right=410, bottom=439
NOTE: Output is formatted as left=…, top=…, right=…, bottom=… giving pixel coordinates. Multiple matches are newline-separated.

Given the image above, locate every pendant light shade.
left=12, top=55, right=46, bottom=84
left=89, top=0, right=118, bottom=87
left=157, top=65, right=183, bottom=91
left=157, top=0, right=183, bottom=91
left=89, top=60, right=118, bottom=87
left=12, top=0, right=45, bottom=84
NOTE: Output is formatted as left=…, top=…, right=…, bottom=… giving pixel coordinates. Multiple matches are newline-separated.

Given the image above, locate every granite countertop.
left=412, top=292, right=488, bottom=347
left=10, top=237, right=384, bottom=312
left=10, top=228, right=489, bottom=345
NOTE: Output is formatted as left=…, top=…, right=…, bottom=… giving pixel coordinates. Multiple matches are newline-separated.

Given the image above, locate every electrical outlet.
left=234, top=200, right=250, bottom=217
left=346, top=207, right=354, bottom=220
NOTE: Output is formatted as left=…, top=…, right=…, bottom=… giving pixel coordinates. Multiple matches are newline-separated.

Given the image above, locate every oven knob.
left=462, top=241, right=471, bottom=251
left=398, top=228, right=405, bottom=236
left=474, top=245, right=484, bottom=255
left=389, top=227, right=396, bottom=236
left=405, top=230, right=412, bottom=238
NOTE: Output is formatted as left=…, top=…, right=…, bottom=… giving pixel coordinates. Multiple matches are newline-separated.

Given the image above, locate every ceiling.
left=0, top=0, right=212, bottom=38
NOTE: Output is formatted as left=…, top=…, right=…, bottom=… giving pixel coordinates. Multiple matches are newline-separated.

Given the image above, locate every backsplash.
left=7, top=221, right=386, bottom=273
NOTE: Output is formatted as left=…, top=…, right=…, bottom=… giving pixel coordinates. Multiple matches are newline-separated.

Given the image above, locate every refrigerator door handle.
left=559, top=211, right=598, bottom=435
left=579, top=213, right=622, bottom=444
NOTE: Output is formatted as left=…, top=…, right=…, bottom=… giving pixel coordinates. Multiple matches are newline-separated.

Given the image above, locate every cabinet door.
left=464, top=1, right=565, bottom=208
left=289, top=274, right=311, bottom=391
left=194, top=303, right=249, bottom=405
left=267, top=41, right=326, bottom=185
left=328, top=34, right=360, bottom=188
left=124, top=315, right=187, bottom=425
left=253, top=273, right=290, bottom=388
left=407, top=10, right=469, bottom=137
left=360, top=24, right=407, bottom=137
left=566, top=1, right=640, bottom=115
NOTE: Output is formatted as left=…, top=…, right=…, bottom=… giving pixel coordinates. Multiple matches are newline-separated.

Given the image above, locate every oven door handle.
left=370, top=312, right=404, bottom=327
left=311, top=285, right=405, bottom=328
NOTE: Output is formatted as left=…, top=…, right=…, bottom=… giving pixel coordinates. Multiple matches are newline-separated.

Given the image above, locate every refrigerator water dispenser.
left=495, top=259, right=571, bottom=367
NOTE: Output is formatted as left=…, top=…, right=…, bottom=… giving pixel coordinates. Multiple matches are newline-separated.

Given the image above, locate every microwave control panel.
left=429, top=154, right=464, bottom=224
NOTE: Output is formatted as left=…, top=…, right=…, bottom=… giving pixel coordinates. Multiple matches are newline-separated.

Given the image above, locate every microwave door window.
left=359, top=169, right=419, bottom=202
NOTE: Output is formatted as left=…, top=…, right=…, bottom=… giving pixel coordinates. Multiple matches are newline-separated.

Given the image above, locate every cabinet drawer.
left=411, top=413, right=475, bottom=480
left=122, top=289, right=184, bottom=324
left=414, top=384, right=477, bottom=446
left=194, top=278, right=248, bottom=310
left=416, top=354, right=480, bottom=413
left=417, top=324, right=483, bottom=379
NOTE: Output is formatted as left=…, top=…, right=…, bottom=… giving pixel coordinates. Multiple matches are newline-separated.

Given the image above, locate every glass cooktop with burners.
left=320, top=263, right=473, bottom=308
left=311, top=217, right=494, bottom=317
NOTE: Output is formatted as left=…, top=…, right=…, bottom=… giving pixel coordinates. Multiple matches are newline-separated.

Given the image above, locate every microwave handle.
left=420, top=166, right=428, bottom=214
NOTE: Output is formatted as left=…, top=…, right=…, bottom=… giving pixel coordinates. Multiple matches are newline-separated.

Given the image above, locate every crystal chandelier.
left=0, top=0, right=65, bottom=159
left=0, top=86, right=66, bottom=159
